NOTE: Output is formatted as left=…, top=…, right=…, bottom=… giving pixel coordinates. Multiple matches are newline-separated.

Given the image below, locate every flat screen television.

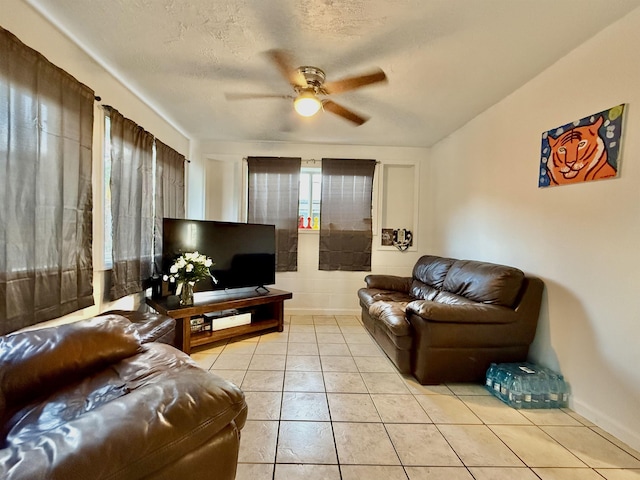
left=162, top=218, right=276, bottom=292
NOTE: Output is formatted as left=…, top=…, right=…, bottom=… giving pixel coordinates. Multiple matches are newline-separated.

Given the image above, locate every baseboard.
left=572, top=397, right=640, bottom=452
left=285, top=307, right=361, bottom=317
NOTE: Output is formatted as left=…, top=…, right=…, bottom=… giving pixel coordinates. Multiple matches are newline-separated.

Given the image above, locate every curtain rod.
left=242, top=157, right=320, bottom=163
left=242, top=157, right=319, bottom=162
left=242, top=157, right=379, bottom=164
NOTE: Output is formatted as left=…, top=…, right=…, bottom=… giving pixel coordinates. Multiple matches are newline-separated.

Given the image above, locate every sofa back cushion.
left=0, top=315, right=141, bottom=407
left=442, top=260, right=524, bottom=307
left=410, top=281, right=439, bottom=301
left=412, top=256, right=456, bottom=289
left=410, top=255, right=457, bottom=300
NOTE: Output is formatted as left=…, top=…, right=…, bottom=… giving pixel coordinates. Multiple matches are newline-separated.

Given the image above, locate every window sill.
left=298, top=228, right=319, bottom=234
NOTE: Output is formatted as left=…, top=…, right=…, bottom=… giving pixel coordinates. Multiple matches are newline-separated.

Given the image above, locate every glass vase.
left=179, top=282, right=194, bottom=306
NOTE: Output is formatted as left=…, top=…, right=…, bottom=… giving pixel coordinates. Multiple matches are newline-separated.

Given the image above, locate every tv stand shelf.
left=146, top=288, right=292, bottom=354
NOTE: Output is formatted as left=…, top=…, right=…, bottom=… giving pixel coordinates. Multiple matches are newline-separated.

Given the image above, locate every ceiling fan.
left=225, top=49, right=387, bottom=126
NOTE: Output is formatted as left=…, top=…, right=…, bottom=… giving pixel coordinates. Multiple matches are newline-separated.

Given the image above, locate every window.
left=247, top=157, right=301, bottom=272
left=106, top=106, right=155, bottom=300
left=103, top=111, right=185, bottom=280
left=298, top=166, right=321, bottom=229
left=103, top=114, right=113, bottom=268
left=244, top=157, right=376, bottom=272
left=1, top=26, right=94, bottom=333
left=319, top=158, right=376, bottom=271
left=153, top=139, right=186, bottom=273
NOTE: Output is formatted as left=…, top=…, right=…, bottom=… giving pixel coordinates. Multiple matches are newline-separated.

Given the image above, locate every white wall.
left=428, top=8, right=640, bottom=450
left=2, top=1, right=191, bottom=327
left=191, top=140, right=431, bottom=315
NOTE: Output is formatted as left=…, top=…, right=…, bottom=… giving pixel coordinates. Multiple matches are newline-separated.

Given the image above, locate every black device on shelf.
left=162, top=218, right=276, bottom=292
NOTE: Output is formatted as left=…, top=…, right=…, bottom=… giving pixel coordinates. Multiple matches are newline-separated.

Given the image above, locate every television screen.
left=162, top=218, right=276, bottom=292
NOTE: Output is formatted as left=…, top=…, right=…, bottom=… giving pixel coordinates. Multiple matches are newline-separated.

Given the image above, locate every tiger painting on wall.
left=539, top=104, right=625, bottom=188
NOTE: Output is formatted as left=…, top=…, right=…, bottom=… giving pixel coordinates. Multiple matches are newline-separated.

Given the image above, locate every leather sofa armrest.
left=364, top=275, right=412, bottom=293
left=0, top=315, right=141, bottom=407
left=103, top=309, right=176, bottom=344
left=406, top=300, right=517, bottom=324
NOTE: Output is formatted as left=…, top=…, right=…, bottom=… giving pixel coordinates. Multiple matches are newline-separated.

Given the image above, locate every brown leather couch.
left=358, top=255, right=544, bottom=384
left=0, top=314, right=247, bottom=480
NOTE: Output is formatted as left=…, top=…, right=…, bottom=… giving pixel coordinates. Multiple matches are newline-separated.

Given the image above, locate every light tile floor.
left=191, top=315, right=640, bottom=480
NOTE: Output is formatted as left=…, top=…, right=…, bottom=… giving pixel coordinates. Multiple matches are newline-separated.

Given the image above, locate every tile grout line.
left=315, top=318, right=344, bottom=479
left=235, top=315, right=639, bottom=478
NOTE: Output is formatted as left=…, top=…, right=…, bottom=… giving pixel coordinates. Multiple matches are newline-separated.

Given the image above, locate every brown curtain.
left=154, top=139, right=185, bottom=272
left=107, top=107, right=154, bottom=300
left=319, top=158, right=376, bottom=271
left=0, top=27, right=94, bottom=335
left=247, top=157, right=301, bottom=272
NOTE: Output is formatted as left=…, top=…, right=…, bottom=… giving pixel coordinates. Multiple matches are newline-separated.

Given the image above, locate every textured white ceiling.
left=27, top=0, right=640, bottom=147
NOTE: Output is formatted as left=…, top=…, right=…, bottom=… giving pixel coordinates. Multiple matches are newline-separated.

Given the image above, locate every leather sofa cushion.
left=443, top=260, right=524, bottom=307
left=406, top=299, right=517, bottom=324
left=412, top=255, right=456, bottom=289
left=433, top=291, right=477, bottom=305
left=0, top=315, right=141, bottom=408
left=410, top=280, right=439, bottom=301
left=369, top=301, right=411, bottom=337
left=358, top=288, right=413, bottom=309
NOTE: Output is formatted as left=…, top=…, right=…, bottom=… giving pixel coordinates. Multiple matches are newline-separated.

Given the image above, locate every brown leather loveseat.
left=358, top=255, right=544, bottom=384
left=0, top=314, right=247, bottom=480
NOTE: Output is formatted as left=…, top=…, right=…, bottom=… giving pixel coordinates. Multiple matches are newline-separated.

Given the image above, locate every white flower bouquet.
left=163, top=251, right=218, bottom=288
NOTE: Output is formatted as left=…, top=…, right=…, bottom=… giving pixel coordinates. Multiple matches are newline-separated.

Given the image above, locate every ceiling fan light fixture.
left=228, top=51, right=386, bottom=125
left=294, top=91, right=322, bottom=117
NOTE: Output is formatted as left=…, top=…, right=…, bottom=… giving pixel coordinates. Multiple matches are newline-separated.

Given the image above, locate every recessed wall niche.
left=378, top=163, right=418, bottom=251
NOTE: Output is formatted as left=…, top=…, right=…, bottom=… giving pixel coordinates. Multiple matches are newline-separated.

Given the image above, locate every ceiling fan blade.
left=322, top=100, right=369, bottom=126
left=323, top=68, right=387, bottom=95
left=225, top=92, right=293, bottom=101
left=264, top=49, right=307, bottom=87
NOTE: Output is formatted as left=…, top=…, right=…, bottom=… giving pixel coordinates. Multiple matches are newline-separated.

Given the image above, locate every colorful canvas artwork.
left=539, top=104, right=625, bottom=188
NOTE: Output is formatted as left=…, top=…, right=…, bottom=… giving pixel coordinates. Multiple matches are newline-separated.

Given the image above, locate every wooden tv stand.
left=146, top=288, right=292, bottom=354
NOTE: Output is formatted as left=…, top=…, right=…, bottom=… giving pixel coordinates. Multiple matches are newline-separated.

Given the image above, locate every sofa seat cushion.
left=365, top=302, right=412, bottom=352
left=0, top=343, right=247, bottom=479
left=369, top=301, right=411, bottom=337
left=443, top=260, right=524, bottom=307
left=433, top=291, right=477, bottom=305
left=358, top=288, right=413, bottom=310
